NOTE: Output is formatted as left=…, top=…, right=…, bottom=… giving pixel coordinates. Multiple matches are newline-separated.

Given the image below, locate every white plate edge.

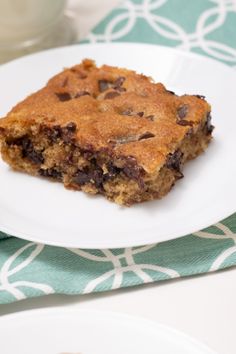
left=0, top=308, right=218, bottom=354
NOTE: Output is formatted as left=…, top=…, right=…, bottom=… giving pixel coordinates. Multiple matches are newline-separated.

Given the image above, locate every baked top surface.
left=0, top=59, right=211, bottom=173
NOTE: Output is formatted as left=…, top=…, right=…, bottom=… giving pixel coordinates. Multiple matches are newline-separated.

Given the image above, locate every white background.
left=0, top=1, right=235, bottom=354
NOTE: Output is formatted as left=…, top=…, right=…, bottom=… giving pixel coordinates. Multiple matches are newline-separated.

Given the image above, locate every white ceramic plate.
left=0, top=308, right=217, bottom=354
left=0, top=43, right=235, bottom=248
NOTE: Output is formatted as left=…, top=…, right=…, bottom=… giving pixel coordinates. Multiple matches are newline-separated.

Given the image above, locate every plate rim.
left=0, top=41, right=235, bottom=75
left=0, top=204, right=235, bottom=249
left=0, top=308, right=217, bottom=354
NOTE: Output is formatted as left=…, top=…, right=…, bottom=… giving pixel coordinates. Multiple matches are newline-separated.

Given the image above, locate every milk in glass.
left=0, top=0, right=66, bottom=48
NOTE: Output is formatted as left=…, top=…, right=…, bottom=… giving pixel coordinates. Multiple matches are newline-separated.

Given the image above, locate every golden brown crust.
left=0, top=59, right=213, bottom=205
left=0, top=59, right=211, bottom=172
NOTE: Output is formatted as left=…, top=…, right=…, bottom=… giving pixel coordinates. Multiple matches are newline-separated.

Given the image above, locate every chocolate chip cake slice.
left=0, top=59, right=213, bottom=205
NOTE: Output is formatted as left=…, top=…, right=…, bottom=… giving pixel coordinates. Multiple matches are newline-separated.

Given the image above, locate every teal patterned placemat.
left=88, top=0, right=236, bottom=67
left=0, top=0, right=236, bottom=304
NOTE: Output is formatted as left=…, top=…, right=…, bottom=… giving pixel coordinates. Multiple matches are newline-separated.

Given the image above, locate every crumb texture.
left=0, top=59, right=213, bottom=205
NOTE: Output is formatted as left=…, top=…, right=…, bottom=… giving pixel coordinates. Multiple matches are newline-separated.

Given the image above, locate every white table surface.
left=0, top=1, right=235, bottom=354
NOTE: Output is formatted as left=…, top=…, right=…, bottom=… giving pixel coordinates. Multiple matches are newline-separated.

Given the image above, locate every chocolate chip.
left=121, top=156, right=144, bottom=188
left=40, top=125, right=62, bottom=143
left=112, top=133, right=154, bottom=145
left=39, top=168, right=62, bottom=179
left=61, top=131, right=76, bottom=144
left=7, top=136, right=30, bottom=149
left=104, top=91, right=121, bottom=99
left=83, top=150, right=94, bottom=160
left=107, top=162, right=120, bottom=176
left=8, top=136, right=44, bottom=165
left=73, top=167, right=104, bottom=188
left=205, top=112, right=214, bottom=134
left=121, top=109, right=132, bottom=116
left=21, top=136, right=32, bottom=151
left=177, top=105, right=188, bottom=119
left=56, top=90, right=90, bottom=101
left=121, top=110, right=145, bottom=117
left=125, top=156, right=138, bottom=164
left=177, top=119, right=193, bottom=127
left=123, top=165, right=140, bottom=180
left=65, top=122, right=77, bottom=132
left=114, top=77, right=126, bottom=92
left=195, top=94, right=205, bottom=100
left=45, top=123, right=76, bottom=143
left=99, top=77, right=126, bottom=93
left=123, top=165, right=144, bottom=189
left=84, top=156, right=145, bottom=189
left=137, top=112, right=144, bottom=117
left=114, top=76, right=125, bottom=88
left=91, top=168, right=103, bottom=188
left=22, top=148, right=43, bottom=164
left=73, top=170, right=90, bottom=185
left=18, top=137, right=44, bottom=165
left=74, top=91, right=90, bottom=98
left=146, top=115, right=154, bottom=121
left=166, top=150, right=183, bottom=175
left=176, top=104, right=192, bottom=126
left=103, top=164, right=120, bottom=182
left=56, top=92, right=71, bottom=102
left=98, top=80, right=109, bottom=92
left=66, top=151, right=74, bottom=164
left=7, top=136, right=25, bottom=146
left=62, top=135, right=74, bottom=144
left=139, top=132, right=155, bottom=140
left=47, top=126, right=62, bottom=142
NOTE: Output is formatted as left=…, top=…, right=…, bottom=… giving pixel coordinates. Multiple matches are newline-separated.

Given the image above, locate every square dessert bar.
left=0, top=59, right=213, bottom=205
